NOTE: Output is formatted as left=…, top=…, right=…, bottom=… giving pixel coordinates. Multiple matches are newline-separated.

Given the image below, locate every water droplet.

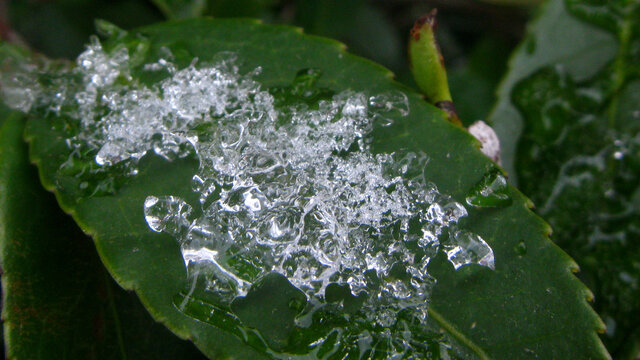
left=95, top=19, right=127, bottom=40
left=466, top=171, right=512, bottom=208
left=514, top=240, right=527, bottom=256
left=368, top=91, right=409, bottom=116
left=292, top=68, right=323, bottom=94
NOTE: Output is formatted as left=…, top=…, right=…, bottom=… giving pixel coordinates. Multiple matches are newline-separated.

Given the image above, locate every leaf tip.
left=410, top=8, right=438, bottom=43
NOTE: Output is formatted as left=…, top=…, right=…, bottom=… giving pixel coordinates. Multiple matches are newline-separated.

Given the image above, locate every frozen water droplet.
left=368, top=91, right=409, bottom=116
left=96, top=143, right=129, bottom=166
left=446, top=230, right=495, bottom=270
left=466, top=171, right=512, bottom=208
left=243, top=188, right=266, bottom=212
left=144, top=196, right=192, bottom=236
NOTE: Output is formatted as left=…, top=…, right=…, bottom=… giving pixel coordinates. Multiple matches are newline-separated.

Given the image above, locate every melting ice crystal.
left=1, top=37, right=496, bottom=357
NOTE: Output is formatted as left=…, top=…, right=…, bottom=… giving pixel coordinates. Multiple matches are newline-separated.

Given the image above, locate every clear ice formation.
left=1, top=37, right=496, bottom=355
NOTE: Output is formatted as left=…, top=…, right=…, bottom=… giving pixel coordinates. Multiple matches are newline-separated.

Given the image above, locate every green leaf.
left=489, top=0, right=640, bottom=358
left=0, top=107, right=206, bottom=359
left=17, top=18, right=608, bottom=358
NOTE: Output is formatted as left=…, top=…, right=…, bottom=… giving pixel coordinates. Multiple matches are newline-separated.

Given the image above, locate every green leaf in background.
left=488, top=0, right=617, bottom=180
left=8, top=0, right=163, bottom=59
left=449, top=37, right=511, bottom=127
left=207, top=0, right=277, bottom=18
left=6, top=18, right=608, bottom=358
left=293, top=0, right=404, bottom=75
left=0, top=107, right=206, bottom=359
left=489, top=0, right=640, bottom=358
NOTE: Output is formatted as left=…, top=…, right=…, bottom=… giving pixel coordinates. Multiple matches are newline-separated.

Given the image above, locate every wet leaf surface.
left=11, top=18, right=609, bottom=358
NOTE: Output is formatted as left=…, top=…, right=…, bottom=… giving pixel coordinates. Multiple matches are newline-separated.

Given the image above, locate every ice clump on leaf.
left=1, top=37, right=496, bottom=357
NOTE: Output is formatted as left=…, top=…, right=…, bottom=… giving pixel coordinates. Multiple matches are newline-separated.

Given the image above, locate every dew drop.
left=292, top=68, right=323, bottom=94
left=514, top=240, right=527, bottom=256
left=466, top=171, right=512, bottom=208
left=95, top=19, right=127, bottom=40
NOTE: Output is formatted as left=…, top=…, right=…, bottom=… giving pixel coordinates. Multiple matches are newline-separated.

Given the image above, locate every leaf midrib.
left=427, top=307, right=492, bottom=360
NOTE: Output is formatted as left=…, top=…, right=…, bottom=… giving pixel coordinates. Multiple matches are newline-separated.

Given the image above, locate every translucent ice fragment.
left=242, top=187, right=266, bottom=213
left=96, top=142, right=130, bottom=166
left=192, top=175, right=218, bottom=205
left=0, top=71, right=38, bottom=112
left=446, top=230, right=495, bottom=270
left=144, top=196, right=192, bottom=236
left=182, top=247, right=251, bottom=298
left=77, top=37, right=129, bottom=88
left=426, top=201, right=467, bottom=226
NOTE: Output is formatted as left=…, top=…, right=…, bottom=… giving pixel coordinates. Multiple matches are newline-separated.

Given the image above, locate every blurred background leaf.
left=0, top=106, right=207, bottom=359
left=5, top=0, right=163, bottom=59
left=489, top=0, right=640, bottom=358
